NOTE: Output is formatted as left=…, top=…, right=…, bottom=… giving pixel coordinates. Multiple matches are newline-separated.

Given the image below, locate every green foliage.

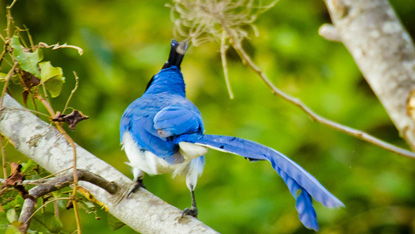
left=39, top=61, right=65, bottom=98
left=0, top=73, right=7, bottom=81
left=0, top=159, right=102, bottom=234
left=5, top=224, right=22, bottom=234
left=10, top=35, right=43, bottom=77
left=20, top=159, right=37, bottom=174
left=1, top=0, right=415, bottom=233
left=6, top=209, right=18, bottom=223
left=30, top=212, right=63, bottom=233
left=2, top=195, right=24, bottom=211
left=9, top=35, right=65, bottom=98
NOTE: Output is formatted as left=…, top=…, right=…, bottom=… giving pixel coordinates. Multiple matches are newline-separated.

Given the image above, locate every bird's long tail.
left=180, top=134, right=344, bottom=231
left=163, top=40, right=188, bottom=69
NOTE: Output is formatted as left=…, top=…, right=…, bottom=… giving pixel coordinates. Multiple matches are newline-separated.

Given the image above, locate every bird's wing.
left=178, top=134, right=344, bottom=231
left=153, top=105, right=203, bottom=137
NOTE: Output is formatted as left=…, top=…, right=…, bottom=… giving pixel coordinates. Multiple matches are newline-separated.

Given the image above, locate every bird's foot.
left=181, top=207, right=198, bottom=218
left=127, top=178, right=146, bottom=198
left=114, top=178, right=145, bottom=204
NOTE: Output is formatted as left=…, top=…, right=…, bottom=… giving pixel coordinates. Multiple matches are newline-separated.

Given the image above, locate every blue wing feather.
left=126, top=117, right=178, bottom=158
left=154, top=105, right=203, bottom=137
left=120, top=84, right=204, bottom=161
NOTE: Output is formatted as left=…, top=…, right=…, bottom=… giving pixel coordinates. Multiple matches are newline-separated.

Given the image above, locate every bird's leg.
left=182, top=188, right=198, bottom=218
left=114, top=169, right=145, bottom=204
left=126, top=168, right=146, bottom=197
left=127, top=176, right=146, bottom=198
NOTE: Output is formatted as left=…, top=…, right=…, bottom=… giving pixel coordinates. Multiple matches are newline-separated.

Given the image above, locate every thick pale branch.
left=324, top=0, right=415, bottom=150
left=0, top=94, right=218, bottom=234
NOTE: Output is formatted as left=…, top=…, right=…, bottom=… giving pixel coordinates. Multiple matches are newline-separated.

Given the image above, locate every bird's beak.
left=176, top=41, right=189, bottom=55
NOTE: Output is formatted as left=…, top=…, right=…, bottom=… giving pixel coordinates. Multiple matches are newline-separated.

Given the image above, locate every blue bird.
left=120, top=40, right=344, bottom=231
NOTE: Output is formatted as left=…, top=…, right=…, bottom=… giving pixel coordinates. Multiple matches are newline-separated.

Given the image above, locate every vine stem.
left=0, top=135, right=6, bottom=179
left=221, top=31, right=234, bottom=99
left=0, top=63, right=18, bottom=179
left=36, top=95, right=82, bottom=234
left=62, top=71, right=79, bottom=114
left=0, top=62, right=18, bottom=107
left=230, top=42, right=415, bottom=159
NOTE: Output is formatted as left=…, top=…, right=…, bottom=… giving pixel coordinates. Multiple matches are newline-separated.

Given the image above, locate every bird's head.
left=162, top=40, right=188, bottom=69
left=144, top=40, right=189, bottom=94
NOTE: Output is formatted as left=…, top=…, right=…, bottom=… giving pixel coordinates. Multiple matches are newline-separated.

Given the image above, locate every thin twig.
left=221, top=31, right=234, bottom=99
left=0, top=43, right=7, bottom=68
left=38, top=42, right=84, bottom=56
left=15, top=166, right=74, bottom=185
left=62, top=71, right=79, bottom=114
left=23, top=25, right=35, bottom=51
left=0, top=135, right=6, bottom=179
left=0, top=62, right=18, bottom=108
left=1, top=106, right=52, bottom=119
left=6, top=0, right=17, bottom=39
left=230, top=42, right=415, bottom=159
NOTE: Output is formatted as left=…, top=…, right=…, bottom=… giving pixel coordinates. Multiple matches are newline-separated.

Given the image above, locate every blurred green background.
left=1, top=0, right=415, bottom=233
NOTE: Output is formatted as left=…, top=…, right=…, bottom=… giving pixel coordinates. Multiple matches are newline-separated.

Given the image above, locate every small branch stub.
left=319, top=24, right=341, bottom=42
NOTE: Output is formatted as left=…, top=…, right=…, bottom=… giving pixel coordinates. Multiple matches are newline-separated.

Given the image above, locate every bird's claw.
left=126, top=178, right=146, bottom=198
left=181, top=207, right=198, bottom=218
left=114, top=179, right=145, bottom=204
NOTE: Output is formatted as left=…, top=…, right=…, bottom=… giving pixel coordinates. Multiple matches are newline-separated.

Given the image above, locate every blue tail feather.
left=277, top=167, right=319, bottom=230
left=179, top=134, right=343, bottom=230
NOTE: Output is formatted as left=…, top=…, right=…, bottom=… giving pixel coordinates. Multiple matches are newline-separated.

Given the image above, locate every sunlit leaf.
left=21, top=159, right=36, bottom=173
left=0, top=73, right=7, bottom=82
left=39, top=61, right=65, bottom=98
left=5, top=224, right=22, bottom=234
left=6, top=209, right=17, bottom=223
left=10, top=36, right=42, bottom=77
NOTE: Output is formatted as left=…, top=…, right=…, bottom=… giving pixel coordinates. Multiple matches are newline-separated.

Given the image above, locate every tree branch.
left=323, top=0, right=415, bottom=150
left=17, top=169, right=117, bottom=233
left=230, top=42, right=415, bottom=159
left=0, top=94, right=218, bottom=234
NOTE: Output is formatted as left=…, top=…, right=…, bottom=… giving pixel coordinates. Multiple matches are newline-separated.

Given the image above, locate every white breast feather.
left=122, top=131, right=207, bottom=177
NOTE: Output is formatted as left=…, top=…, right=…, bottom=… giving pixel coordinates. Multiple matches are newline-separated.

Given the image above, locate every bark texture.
left=0, top=94, right=218, bottom=234
left=324, top=0, right=415, bottom=150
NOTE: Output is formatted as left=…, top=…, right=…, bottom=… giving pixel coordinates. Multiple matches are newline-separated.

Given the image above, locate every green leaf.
left=21, top=159, right=36, bottom=173
left=107, top=213, right=125, bottom=231
left=0, top=72, right=7, bottom=82
left=5, top=224, right=22, bottom=234
left=13, top=196, right=24, bottom=209
left=30, top=212, right=62, bottom=233
left=0, top=211, right=8, bottom=231
left=39, top=61, right=65, bottom=98
left=10, top=36, right=42, bottom=77
left=6, top=209, right=17, bottom=223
